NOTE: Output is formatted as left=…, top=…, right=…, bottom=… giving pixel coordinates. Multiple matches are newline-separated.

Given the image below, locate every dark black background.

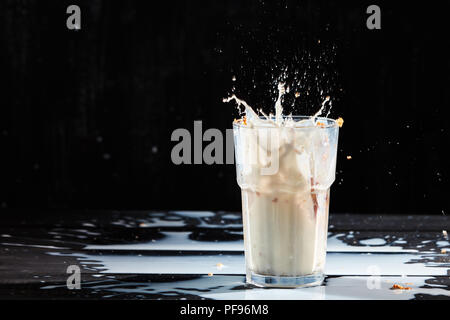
left=0, top=0, right=449, bottom=214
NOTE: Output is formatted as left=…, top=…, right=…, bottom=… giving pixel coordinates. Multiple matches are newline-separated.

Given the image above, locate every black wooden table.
left=1, top=211, right=449, bottom=299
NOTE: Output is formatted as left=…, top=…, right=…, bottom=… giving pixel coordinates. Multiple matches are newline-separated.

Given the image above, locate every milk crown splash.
left=223, top=83, right=331, bottom=127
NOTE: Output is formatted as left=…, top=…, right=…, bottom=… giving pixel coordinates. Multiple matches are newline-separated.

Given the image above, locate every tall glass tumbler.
left=233, top=116, right=339, bottom=287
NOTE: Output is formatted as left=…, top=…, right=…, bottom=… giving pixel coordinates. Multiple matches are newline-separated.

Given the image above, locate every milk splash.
left=223, top=82, right=332, bottom=127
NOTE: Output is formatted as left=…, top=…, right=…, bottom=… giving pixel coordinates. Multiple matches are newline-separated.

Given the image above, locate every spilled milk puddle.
left=1, top=211, right=449, bottom=299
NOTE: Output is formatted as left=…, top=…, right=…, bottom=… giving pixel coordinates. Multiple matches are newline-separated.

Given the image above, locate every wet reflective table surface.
left=1, top=211, right=449, bottom=300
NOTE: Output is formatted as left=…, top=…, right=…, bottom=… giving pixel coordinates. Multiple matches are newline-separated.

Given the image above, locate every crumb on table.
left=391, top=284, right=412, bottom=290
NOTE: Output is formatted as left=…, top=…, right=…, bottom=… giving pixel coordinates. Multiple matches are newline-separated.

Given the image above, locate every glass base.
left=247, top=271, right=324, bottom=288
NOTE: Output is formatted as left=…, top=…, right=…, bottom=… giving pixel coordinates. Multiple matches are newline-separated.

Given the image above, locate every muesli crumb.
left=391, top=284, right=412, bottom=290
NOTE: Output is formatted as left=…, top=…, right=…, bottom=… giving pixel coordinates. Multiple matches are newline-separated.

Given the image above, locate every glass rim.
left=232, top=115, right=339, bottom=129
